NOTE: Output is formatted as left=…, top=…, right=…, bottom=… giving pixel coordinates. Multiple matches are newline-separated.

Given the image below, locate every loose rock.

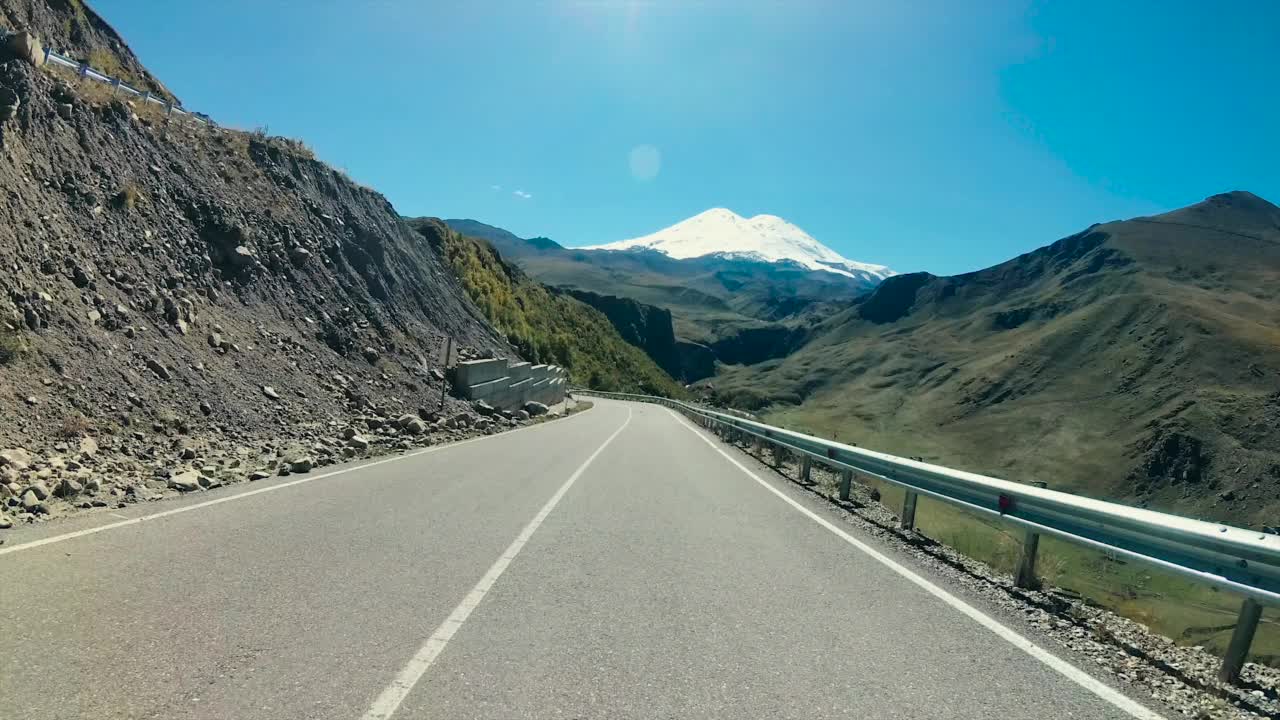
left=0, top=448, right=34, bottom=470
left=168, top=470, right=202, bottom=492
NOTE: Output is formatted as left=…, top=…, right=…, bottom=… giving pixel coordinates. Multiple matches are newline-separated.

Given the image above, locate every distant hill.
left=443, top=219, right=563, bottom=255
left=410, top=219, right=684, bottom=396
left=711, top=191, right=1280, bottom=527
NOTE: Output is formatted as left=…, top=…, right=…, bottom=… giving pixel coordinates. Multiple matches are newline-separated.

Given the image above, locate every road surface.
left=0, top=399, right=1164, bottom=719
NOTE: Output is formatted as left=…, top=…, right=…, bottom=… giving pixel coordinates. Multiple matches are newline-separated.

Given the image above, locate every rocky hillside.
left=712, top=192, right=1280, bottom=527
left=1, top=0, right=173, bottom=100
left=412, top=220, right=684, bottom=397
left=0, top=39, right=529, bottom=525
left=563, top=288, right=717, bottom=383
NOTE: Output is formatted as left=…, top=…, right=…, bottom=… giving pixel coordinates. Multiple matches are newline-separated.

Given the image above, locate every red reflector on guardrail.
left=998, top=494, right=1013, bottom=514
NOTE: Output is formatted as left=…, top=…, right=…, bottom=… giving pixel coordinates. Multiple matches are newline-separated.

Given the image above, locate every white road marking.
left=359, top=407, right=633, bottom=720
left=0, top=406, right=596, bottom=558
left=664, top=406, right=1165, bottom=720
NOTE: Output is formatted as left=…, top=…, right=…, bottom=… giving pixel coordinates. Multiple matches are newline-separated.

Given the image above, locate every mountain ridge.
left=709, top=190, right=1280, bottom=528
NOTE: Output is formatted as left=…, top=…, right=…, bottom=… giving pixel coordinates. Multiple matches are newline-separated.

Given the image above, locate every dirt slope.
left=0, top=45, right=517, bottom=523
left=713, top=192, right=1280, bottom=526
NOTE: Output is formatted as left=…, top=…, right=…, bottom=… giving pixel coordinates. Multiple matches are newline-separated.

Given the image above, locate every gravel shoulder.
left=683, top=406, right=1280, bottom=720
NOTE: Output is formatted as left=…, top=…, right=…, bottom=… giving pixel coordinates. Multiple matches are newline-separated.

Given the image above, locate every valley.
left=454, top=193, right=1280, bottom=532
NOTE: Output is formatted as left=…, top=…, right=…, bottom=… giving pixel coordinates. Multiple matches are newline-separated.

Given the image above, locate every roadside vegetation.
left=428, top=224, right=685, bottom=397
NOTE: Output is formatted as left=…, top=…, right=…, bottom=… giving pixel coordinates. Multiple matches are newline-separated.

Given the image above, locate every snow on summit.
left=585, top=208, right=893, bottom=282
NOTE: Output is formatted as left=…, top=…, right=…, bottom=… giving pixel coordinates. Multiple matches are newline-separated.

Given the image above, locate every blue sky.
left=94, top=0, right=1277, bottom=275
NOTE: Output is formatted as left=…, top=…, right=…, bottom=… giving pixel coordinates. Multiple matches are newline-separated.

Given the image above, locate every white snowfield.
left=584, top=208, right=894, bottom=281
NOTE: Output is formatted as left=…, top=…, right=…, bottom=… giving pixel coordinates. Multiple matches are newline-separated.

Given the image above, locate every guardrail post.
left=800, top=455, right=811, bottom=483
left=1014, top=530, right=1041, bottom=589
left=752, top=436, right=763, bottom=454
left=111, top=78, right=121, bottom=96
left=1219, top=598, right=1263, bottom=684
left=838, top=469, right=853, bottom=501
left=900, top=491, right=918, bottom=531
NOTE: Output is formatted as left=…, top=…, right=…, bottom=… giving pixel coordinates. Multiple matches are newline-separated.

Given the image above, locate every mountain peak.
left=584, top=209, right=893, bottom=283
left=1142, top=190, right=1280, bottom=239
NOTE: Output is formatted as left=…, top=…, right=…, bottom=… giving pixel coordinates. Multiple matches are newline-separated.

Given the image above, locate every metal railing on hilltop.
left=576, top=389, right=1280, bottom=685
left=33, top=41, right=214, bottom=127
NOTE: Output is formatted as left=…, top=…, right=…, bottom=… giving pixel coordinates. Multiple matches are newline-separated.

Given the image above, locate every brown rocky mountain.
left=0, top=13, right=546, bottom=521
left=712, top=191, right=1280, bottom=526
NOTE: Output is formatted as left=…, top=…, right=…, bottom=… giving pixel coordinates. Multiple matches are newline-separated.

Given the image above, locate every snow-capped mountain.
left=584, top=208, right=893, bottom=283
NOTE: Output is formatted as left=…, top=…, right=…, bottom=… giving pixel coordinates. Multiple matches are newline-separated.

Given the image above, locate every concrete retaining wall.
left=453, top=359, right=567, bottom=410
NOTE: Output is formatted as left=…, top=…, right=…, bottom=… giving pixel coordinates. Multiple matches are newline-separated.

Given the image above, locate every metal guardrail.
left=39, top=45, right=214, bottom=127
left=576, top=389, right=1279, bottom=683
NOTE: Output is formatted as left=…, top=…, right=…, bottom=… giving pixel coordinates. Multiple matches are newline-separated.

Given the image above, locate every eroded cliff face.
left=0, top=52, right=515, bottom=521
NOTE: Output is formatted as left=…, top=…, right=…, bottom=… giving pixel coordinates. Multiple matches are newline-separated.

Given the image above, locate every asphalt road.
left=0, top=399, right=1165, bottom=719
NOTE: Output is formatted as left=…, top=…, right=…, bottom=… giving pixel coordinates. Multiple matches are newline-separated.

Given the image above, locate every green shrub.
left=435, top=228, right=683, bottom=396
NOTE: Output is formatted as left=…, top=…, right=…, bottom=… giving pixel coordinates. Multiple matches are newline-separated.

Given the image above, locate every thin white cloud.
left=513, top=190, right=532, bottom=199
left=490, top=184, right=502, bottom=191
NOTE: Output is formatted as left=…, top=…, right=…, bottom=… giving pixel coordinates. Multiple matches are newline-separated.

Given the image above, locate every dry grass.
left=58, top=414, right=92, bottom=438
left=113, top=182, right=143, bottom=211
left=0, top=326, right=25, bottom=365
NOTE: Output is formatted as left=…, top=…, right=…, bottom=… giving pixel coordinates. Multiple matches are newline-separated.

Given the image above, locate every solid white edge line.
left=663, top=406, right=1166, bottom=720
left=0, top=404, right=598, bottom=558
left=359, top=406, right=633, bottom=720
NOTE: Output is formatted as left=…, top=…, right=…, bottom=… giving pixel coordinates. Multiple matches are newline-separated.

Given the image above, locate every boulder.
left=0, top=448, right=34, bottom=470
left=20, top=489, right=44, bottom=513
left=145, top=358, right=171, bottom=380
left=347, top=434, right=370, bottom=449
left=262, top=386, right=281, bottom=400
left=289, top=456, right=314, bottom=473
left=403, top=418, right=427, bottom=435
left=473, top=400, right=496, bottom=416
left=515, top=409, right=530, bottom=421
left=26, top=481, right=50, bottom=501
left=249, top=470, right=271, bottom=481
left=523, top=401, right=549, bottom=417
left=54, top=478, right=83, bottom=498
left=231, top=246, right=255, bottom=267
left=78, top=437, right=99, bottom=459
left=362, top=346, right=380, bottom=363
left=167, top=470, right=202, bottom=492
left=5, top=31, right=45, bottom=67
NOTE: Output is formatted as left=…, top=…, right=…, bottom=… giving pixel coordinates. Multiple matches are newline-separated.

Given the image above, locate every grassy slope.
left=710, top=192, right=1280, bottom=659
left=717, top=192, right=1280, bottom=525
left=416, top=220, right=684, bottom=397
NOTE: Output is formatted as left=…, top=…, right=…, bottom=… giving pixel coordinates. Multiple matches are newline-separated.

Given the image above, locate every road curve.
left=0, top=399, right=1164, bottom=719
